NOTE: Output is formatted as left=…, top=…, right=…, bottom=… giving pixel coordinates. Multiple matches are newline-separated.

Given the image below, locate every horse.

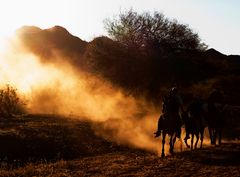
left=182, top=97, right=224, bottom=146
left=182, top=100, right=206, bottom=150
left=205, top=103, right=224, bottom=145
left=155, top=97, right=182, bottom=158
left=205, top=89, right=225, bottom=145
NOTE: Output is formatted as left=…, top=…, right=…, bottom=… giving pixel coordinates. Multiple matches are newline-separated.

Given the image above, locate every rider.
left=208, top=88, right=224, bottom=113
left=154, top=87, right=184, bottom=138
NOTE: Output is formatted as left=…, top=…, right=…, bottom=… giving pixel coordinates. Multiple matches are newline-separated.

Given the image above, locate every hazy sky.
left=1, top=0, right=239, bottom=55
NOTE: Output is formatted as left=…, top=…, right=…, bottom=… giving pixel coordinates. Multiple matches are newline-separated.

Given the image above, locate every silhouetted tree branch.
left=105, top=10, right=207, bottom=54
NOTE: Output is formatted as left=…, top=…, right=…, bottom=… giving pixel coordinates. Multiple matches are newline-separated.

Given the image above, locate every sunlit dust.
left=0, top=49, right=61, bottom=94
left=0, top=33, right=184, bottom=155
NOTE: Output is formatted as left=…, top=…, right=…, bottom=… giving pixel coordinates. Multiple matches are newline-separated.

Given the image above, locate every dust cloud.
left=0, top=35, right=174, bottom=155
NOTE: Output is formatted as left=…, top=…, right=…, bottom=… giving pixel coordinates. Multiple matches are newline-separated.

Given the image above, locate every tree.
left=105, top=10, right=207, bottom=53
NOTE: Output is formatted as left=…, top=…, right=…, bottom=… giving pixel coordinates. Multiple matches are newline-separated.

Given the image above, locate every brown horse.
left=206, top=89, right=225, bottom=145
left=155, top=113, right=182, bottom=158
left=185, top=101, right=223, bottom=146
left=155, top=97, right=182, bottom=158
left=182, top=99, right=207, bottom=150
left=182, top=109, right=206, bottom=150
left=205, top=103, right=224, bottom=145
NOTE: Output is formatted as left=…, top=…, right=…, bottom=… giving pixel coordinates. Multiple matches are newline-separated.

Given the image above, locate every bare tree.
left=105, top=10, right=207, bottom=53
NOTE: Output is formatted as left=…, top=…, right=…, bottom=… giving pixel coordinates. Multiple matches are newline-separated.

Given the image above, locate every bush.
left=0, top=85, right=26, bottom=118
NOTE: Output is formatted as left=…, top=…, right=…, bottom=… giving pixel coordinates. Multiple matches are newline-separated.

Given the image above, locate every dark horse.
left=205, top=89, right=224, bottom=145
left=182, top=100, right=206, bottom=150
left=205, top=103, right=224, bottom=145
left=155, top=97, right=182, bottom=158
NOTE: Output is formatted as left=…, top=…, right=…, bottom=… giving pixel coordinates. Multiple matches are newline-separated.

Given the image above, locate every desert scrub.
left=0, top=85, right=26, bottom=118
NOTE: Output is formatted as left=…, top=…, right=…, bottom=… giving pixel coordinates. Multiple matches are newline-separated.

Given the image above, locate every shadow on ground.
left=177, top=143, right=240, bottom=166
left=0, top=114, right=239, bottom=174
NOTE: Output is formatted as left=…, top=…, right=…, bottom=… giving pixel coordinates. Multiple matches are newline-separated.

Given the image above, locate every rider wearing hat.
left=154, top=87, right=184, bottom=138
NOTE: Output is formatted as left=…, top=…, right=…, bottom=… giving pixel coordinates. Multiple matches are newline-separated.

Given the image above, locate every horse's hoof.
left=211, top=140, right=216, bottom=145
left=170, top=148, right=174, bottom=154
left=154, top=131, right=161, bottom=138
left=184, top=140, right=190, bottom=148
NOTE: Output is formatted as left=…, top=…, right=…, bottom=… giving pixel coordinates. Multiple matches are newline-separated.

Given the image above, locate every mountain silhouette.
left=16, top=26, right=240, bottom=103
left=17, top=26, right=87, bottom=67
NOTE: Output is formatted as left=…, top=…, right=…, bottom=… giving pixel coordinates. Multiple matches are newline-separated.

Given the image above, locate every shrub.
left=0, top=85, right=26, bottom=118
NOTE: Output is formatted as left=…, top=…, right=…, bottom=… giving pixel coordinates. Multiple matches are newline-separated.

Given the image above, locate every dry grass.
left=0, top=114, right=239, bottom=176
left=0, top=144, right=240, bottom=177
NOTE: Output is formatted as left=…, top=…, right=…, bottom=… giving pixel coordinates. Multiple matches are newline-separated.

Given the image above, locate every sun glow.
left=0, top=37, right=71, bottom=94
left=1, top=52, right=49, bottom=93
left=0, top=29, right=163, bottom=153
left=0, top=0, right=239, bottom=54
left=0, top=1, right=72, bottom=43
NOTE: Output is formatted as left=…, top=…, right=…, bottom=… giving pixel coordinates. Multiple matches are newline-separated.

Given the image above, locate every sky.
left=0, top=0, right=239, bottom=55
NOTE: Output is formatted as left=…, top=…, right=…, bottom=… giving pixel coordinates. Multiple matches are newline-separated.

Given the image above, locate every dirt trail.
left=0, top=115, right=239, bottom=176
left=66, top=143, right=240, bottom=177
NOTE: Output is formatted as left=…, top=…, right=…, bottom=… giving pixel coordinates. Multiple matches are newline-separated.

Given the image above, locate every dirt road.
left=0, top=115, right=239, bottom=176
left=63, top=143, right=240, bottom=177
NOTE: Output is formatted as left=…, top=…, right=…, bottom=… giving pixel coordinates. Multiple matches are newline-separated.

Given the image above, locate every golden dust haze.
left=0, top=33, right=212, bottom=155
left=0, top=34, right=176, bottom=155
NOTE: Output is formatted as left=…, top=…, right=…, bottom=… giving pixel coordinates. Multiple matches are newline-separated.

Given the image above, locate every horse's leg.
left=171, top=134, right=177, bottom=154
left=200, top=129, right=204, bottom=149
left=161, top=131, right=166, bottom=158
left=217, top=113, right=223, bottom=146
left=184, top=136, right=190, bottom=149
left=184, top=140, right=190, bottom=148
left=173, top=134, right=177, bottom=146
left=169, top=134, right=173, bottom=154
left=179, top=136, right=183, bottom=152
left=191, top=134, right=194, bottom=150
left=194, top=133, right=199, bottom=149
left=213, top=129, right=217, bottom=145
left=208, top=127, right=212, bottom=144
left=218, top=128, right=222, bottom=145
left=209, top=127, right=214, bottom=145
